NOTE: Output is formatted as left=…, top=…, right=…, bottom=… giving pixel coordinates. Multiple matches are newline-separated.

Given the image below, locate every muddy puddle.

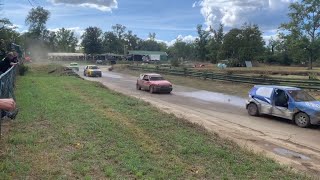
left=176, top=90, right=246, bottom=107
left=102, top=72, right=122, bottom=79
left=273, top=147, right=311, bottom=160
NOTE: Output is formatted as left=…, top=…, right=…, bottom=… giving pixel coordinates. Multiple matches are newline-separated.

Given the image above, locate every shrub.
left=308, top=73, right=318, bottom=80
left=18, top=64, right=29, bottom=76
left=170, top=59, right=180, bottom=67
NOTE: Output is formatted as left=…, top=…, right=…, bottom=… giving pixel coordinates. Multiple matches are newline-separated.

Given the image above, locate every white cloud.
left=157, top=35, right=197, bottom=46
left=197, top=0, right=294, bottom=31
left=50, top=0, right=118, bottom=12
left=5, top=24, right=21, bottom=29
left=48, top=27, right=85, bottom=38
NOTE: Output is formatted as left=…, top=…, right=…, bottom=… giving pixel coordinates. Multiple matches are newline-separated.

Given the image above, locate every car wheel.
left=149, top=86, right=154, bottom=94
left=294, top=112, right=310, bottom=128
left=136, top=84, right=141, bottom=90
left=247, top=103, right=259, bottom=116
left=83, top=72, right=86, bottom=76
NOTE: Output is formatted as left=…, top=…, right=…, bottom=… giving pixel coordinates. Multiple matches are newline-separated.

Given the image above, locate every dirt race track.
left=77, top=66, right=320, bottom=176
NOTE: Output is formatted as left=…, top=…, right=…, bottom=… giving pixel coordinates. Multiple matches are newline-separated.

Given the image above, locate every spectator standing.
left=0, top=52, right=18, bottom=74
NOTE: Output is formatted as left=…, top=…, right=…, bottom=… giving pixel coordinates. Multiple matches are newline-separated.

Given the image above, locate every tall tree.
left=56, top=28, right=78, bottom=52
left=112, top=24, right=126, bottom=40
left=221, top=24, right=264, bottom=65
left=103, top=31, right=121, bottom=53
left=168, top=39, right=196, bottom=61
left=195, top=25, right=209, bottom=61
left=139, top=40, right=162, bottom=51
left=148, top=32, right=156, bottom=40
left=280, top=0, right=320, bottom=69
left=124, top=30, right=141, bottom=50
left=81, top=27, right=103, bottom=54
left=46, top=31, right=57, bottom=52
left=238, top=24, right=265, bottom=62
left=221, top=28, right=242, bottom=60
left=207, top=23, right=224, bottom=63
left=25, top=6, right=50, bottom=39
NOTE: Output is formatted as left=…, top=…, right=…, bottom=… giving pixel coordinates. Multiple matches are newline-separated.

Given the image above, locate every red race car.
left=136, top=73, right=173, bottom=93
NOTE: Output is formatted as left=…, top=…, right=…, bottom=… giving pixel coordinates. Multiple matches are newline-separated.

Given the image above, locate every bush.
left=170, top=59, right=180, bottom=67
left=308, top=73, right=318, bottom=80
left=18, top=64, right=29, bottom=76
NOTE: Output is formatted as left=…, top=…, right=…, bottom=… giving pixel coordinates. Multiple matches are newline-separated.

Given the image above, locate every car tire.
left=149, top=86, right=154, bottom=94
left=247, top=103, right=259, bottom=116
left=83, top=72, right=86, bottom=76
left=294, top=112, right=310, bottom=128
left=136, top=84, right=141, bottom=90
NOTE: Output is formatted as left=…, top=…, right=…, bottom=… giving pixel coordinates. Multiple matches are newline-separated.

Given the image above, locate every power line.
left=31, top=0, right=41, bottom=6
left=27, top=0, right=34, bottom=7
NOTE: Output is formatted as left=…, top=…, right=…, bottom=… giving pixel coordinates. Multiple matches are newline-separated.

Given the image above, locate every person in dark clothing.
left=0, top=52, right=18, bottom=74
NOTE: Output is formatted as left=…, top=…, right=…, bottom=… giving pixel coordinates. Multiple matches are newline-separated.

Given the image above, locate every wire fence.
left=128, top=65, right=320, bottom=90
left=0, top=66, right=17, bottom=136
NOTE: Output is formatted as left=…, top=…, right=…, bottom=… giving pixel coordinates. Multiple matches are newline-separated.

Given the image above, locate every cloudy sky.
left=1, top=0, right=295, bottom=44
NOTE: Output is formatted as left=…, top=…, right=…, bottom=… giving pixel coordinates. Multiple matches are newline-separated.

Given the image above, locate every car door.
left=142, top=75, right=150, bottom=89
left=252, top=87, right=273, bottom=114
left=271, top=89, right=292, bottom=119
left=137, top=74, right=144, bottom=86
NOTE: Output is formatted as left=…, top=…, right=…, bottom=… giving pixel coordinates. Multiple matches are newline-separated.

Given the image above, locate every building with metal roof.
left=127, top=50, right=168, bottom=61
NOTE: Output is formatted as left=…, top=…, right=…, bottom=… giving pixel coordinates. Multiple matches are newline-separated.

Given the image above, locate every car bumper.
left=153, top=86, right=172, bottom=93
left=88, top=72, right=102, bottom=77
left=310, top=115, right=320, bottom=125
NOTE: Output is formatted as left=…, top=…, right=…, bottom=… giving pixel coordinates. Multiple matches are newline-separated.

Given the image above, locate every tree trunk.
left=308, top=55, right=312, bottom=70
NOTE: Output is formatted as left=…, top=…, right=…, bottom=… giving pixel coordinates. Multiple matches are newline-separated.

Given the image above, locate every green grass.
left=0, top=64, right=309, bottom=179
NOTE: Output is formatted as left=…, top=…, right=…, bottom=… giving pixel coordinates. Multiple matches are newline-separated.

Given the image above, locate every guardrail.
left=0, top=66, right=17, bottom=136
left=127, top=65, right=320, bottom=90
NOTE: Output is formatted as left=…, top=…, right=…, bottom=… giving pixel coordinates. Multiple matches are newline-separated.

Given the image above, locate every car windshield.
left=150, top=76, right=164, bottom=81
left=89, top=66, right=98, bottom=69
left=287, top=90, right=315, bottom=102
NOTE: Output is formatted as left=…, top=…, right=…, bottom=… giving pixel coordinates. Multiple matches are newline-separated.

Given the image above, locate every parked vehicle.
left=96, top=60, right=107, bottom=65
left=246, top=85, right=320, bottom=128
left=83, top=65, right=102, bottom=77
left=136, top=73, right=172, bottom=93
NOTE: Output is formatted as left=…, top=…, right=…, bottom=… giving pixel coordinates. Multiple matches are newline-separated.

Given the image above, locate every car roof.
left=254, top=85, right=301, bottom=90
left=87, top=65, right=98, bottom=67
left=142, top=73, right=162, bottom=76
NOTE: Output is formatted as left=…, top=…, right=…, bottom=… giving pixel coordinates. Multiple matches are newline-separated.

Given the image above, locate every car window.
left=150, top=76, right=164, bottom=81
left=89, top=66, right=98, bottom=69
left=288, top=90, right=315, bottom=102
left=256, top=87, right=273, bottom=98
left=274, top=89, right=289, bottom=107
left=143, top=75, right=149, bottom=80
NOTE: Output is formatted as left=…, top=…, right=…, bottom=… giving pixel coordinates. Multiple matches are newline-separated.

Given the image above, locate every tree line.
left=0, top=0, right=319, bottom=68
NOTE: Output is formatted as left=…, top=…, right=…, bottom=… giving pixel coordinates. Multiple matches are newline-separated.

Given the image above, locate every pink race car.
left=136, top=73, right=173, bottom=93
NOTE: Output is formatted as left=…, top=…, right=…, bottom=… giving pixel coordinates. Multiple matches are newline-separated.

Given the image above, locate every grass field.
left=0, top=64, right=309, bottom=179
